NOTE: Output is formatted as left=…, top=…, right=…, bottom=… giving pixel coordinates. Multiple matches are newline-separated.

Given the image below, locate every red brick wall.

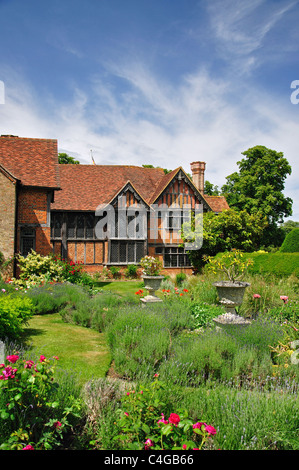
left=17, top=187, right=52, bottom=256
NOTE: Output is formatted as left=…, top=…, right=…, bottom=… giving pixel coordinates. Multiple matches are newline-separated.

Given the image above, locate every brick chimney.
left=190, top=161, right=206, bottom=194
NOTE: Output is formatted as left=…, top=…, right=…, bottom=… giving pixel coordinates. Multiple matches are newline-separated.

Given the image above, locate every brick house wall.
left=0, top=167, right=17, bottom=275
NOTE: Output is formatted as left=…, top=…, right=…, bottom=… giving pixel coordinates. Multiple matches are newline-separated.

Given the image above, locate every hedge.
left=244, top=252, right=299, bottom=277
left=280, top=228, right=299, bottom=253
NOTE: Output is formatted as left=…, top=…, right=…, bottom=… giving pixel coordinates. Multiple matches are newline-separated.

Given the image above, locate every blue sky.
left=0, top=0, right=298, bottom=220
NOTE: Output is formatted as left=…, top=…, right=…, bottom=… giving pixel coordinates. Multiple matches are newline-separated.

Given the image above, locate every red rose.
left=168, top=413, right=180, bottom=425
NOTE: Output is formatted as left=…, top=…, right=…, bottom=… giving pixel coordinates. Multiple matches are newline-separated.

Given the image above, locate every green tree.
left=204, top=180, right=220, bottom=196
left=221, top=146, right=292, bottom=246
left=183, top=209, right=267, bottom=268
left=281, top=220, right=299, bottom=235
left=58, top=153, right=80, bottom=164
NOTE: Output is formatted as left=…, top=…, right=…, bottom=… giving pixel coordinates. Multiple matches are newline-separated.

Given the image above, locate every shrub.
left=190, top=302, right=225, bottom=329
left=106, top=307, right=172, bottom=379
left=114, top=374, right=218, bottom=450
left=26, top=282, right=87, bottom=315
left=0, top=294, right=35, bottom=340
left=175, top=272, right=187, bottom=286
left=125, top=264, right=138, bottom=278
left=109, top=266, right=121, bottom=279
left=0, top=354, right=82, bottom=450
left=243, top=252, right=299, bottom=277
left=280, top=228, right=299, bottom=252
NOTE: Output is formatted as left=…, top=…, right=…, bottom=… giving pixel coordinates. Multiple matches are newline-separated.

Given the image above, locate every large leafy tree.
left=221, top=146, right=293, bottom=246
left=183, top=209, right=267, bottom=268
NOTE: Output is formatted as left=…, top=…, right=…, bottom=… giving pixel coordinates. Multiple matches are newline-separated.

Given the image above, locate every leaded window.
left=110, top=240, right=145, bottom=264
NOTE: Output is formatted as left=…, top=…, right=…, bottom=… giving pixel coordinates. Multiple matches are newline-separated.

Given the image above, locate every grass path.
left=22, top=313, right=111, bottom=384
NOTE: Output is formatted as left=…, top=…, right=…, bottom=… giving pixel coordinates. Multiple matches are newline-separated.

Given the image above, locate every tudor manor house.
left=0, top=135, right=229, bottom=277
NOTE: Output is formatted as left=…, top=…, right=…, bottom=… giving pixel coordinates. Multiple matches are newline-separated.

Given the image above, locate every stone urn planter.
left=140, top=256, right=164, bottom=307
left=213, top=280, right=250, bottom=314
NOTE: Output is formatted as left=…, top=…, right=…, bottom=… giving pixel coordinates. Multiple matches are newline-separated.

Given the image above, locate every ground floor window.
left=110, top=240, right=145, bottom=264
left=155, top=245, right=191, bottom=268
left=20, top=227, right=36, bottom=257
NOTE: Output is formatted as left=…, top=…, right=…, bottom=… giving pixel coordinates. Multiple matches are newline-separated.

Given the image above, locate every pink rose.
left=205, top=424, right=217, bottom=435
left=253, top=294, right=261, bottom=299
left=40, top=355, right=46, bottom=362
left=6, top=355, right=19, bottom=364
left=280, top=295, right=288, bottom=304
left=144, top=439, right=154, bottom=450
left=22, top=444, right=34, bottom=450
left=193, top=421, right=205, bottom=430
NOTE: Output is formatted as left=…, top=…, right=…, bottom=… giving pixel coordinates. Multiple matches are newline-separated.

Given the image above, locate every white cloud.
left=0, top=58, right=298, bottom=219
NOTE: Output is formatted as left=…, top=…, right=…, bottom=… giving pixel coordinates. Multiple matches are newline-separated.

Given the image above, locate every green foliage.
left=109, top=266, right=121, bottom=279
left=0, top=354, right=82, bottom=450
left=281, top=220, right=299, bottom=235
left=184, top=209, right=267, bottom=266
left=280, top=228, right=299, bottom=252
left=0, top=294, right=35, bottom=340
left=175, top=272, right=187, bottom=286
left=58, top=152, right=80, bottom=164
left=204, top=250, right=253, bottom=282
left=114, top=375, right=217, bottom=450
left=221, top=145, right=292, bottom=246
left=11, top=250, right=95, bottom=290
left=190, top=302, right=224, bottom=329
left=125, top=264, right=138, bottom=278
left=222, top=145, right=292, bottom=224
left=243, top=251, right=299, bottom=277
left=26, top=282, right=88, bottom=314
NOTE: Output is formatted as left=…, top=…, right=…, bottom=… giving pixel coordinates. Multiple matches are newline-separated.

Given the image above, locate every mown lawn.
left=21, top=312, right=111, bottom=384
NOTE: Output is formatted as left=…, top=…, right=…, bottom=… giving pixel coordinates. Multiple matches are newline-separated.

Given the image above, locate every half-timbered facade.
left=0, top=135, right=229, bottom=276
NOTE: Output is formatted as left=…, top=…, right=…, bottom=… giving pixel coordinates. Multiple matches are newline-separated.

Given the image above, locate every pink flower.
left=253, top=294, right=261, bottom=299
left=22, top=444, right=34, bottom=450
left=53, top=421, right=62, bottom=428
left=24, top=360, right=35, bottom=369
left=6, top=355, right=19, bottom=364
left=205, top=424, right=217, bottom=435
left=193, top=422, right=205, bottom=430
left=158, top=414, right=169, bottom=425
left=168, top=413, right=180, bottom=426
left=124, top=412, right=129, bottom=417
left=280, top=295, right=289, bottom=304
left=39, top=355, right=46, bottom=362
left=144, top=439, right=154, bottom=450
left=182, top=444, right=187, bottom=449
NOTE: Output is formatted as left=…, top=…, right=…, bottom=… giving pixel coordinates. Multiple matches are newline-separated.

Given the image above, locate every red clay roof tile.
left=51, top=164, right=165, bottom=211
left=0, top=135, right=60, bottom=189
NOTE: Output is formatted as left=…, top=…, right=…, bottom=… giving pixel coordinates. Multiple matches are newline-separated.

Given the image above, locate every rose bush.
left=114, top=374, right=217, bottom=450
left=0, top=353, right=81, bottom=450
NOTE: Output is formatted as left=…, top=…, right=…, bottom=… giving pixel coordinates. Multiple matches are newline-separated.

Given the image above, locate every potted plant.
left=140, top=256, right=164, bottom=299
left=204, top=250, right=253, bottom=314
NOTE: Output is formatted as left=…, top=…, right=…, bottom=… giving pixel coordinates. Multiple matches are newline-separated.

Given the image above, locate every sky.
left=0, top=0, right=298, bottom=221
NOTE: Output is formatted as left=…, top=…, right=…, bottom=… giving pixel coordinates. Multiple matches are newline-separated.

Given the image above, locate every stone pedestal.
left=140, top=295, right=163, bottom=307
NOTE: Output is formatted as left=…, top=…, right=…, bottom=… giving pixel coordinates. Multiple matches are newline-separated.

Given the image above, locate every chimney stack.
left=190, top=161, right=206, bottom=194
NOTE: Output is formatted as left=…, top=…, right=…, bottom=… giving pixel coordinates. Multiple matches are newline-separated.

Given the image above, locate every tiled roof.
left=51, top=164, right=165, bottom=211
left=0, top=135, right=60, bottom=189
left=203, top=195, right=230, bottom=212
